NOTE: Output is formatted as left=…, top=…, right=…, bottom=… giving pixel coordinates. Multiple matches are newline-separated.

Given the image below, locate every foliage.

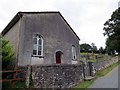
left=80, top=43, right=98, bottom=53
left=103, top=7, right=120, bottom=54
left=80, top=43, right=92, bottom=53
left=98, top=47, right=106, bottom=54
left=91, top=43, right=98, bottom=53
left=0, top=36, right=14, bottom=70
left=16, top=81, right=26, bottom=88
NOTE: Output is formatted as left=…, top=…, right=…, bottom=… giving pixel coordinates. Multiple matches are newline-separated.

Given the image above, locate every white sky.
left=0, top=0, right=119, bottom=49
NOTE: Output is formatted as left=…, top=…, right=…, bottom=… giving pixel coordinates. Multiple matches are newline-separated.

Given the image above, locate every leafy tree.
left=91, top=43, right=98, bottom=53
left=103, top=7, right=120, bottom=54
left=105, top=38, right=115, bottom=55
left=98, top=47, right=106, bottom=54
left=0, top=36, right=14, bottom=70
left=80, top=43, right=92, bottom=52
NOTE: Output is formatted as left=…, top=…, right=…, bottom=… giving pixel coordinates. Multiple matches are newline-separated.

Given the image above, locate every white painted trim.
left=72, top=45, right=77, bottom=60
left=33, top=35, right=43, bottom=56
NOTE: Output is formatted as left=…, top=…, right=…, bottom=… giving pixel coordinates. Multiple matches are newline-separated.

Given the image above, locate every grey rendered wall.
left=18, top=13, right=80, bottom=66
left=3, top=20, right=21, bottom=65
left=18, top=15, right=35, bottom=66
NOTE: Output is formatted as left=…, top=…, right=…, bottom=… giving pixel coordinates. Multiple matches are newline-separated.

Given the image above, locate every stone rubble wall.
left=94, top=56, right=118, bottom=71
left=25, top=56, right=118, bottom=88
left=31, top=64, right=83, bottom=88
left=81, top=56, right=118, bottom=77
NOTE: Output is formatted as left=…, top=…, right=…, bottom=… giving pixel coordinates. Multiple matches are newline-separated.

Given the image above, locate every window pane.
left=74, top=56, right=75, bottom=59
left=33, top=34, right=43, bottom=56
left=38, top=51, right=41, bottom=55
left=34, top=38, right=37, bottom=44
left=72, top=46, right=76, bottom=60
left=38, top=45, right=41, bottom=51
left=33, top=44, right=37, bottom=50
left=38, top=38, right=42, bottom=45
left=38, top=35, right=41, bottom=38
left=33, top=50, right=37, bottom=55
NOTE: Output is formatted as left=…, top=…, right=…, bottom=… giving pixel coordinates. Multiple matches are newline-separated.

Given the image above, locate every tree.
left=98, top=47, right=106, bottom=54
left=0, top=36, right=14, bottom=70
left=91, top=43, right=98, bottom=53
left=105, top=38, right=115, bottom=55
left=80, top=43, right=92, bottom=52
left=103, top=7, right=120, bottom=54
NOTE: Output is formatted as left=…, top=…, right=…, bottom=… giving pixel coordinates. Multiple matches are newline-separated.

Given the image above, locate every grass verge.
left=73, top=80, right=94, bottom=89
left=74, top=60, right=120, bottom=89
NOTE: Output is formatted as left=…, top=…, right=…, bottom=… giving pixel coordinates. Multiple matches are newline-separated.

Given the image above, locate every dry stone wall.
left=25, top=56, right=118, bottom=88
left=31, top=64, right=83, bottom=88
left=81, top=55, right=118, bottom=77
left=94, top=56, right=118, bottom=71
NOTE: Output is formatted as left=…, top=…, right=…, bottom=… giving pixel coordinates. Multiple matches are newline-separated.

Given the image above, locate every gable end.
left=1, top=11, right=80, bottom=40
left=58, top=12, right=80, bottom=40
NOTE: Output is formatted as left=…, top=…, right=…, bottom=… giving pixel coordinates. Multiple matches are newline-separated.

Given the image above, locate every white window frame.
left=33, top=35, right=43, bottom=57
left=72, top=45, right=77, bottom=60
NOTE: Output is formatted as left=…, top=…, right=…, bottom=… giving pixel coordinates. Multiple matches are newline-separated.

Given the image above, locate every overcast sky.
left=0, top=0, right=119, bottom=49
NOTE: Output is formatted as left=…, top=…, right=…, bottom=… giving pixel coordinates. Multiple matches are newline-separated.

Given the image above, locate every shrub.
left=0, top=36, right=14, bottom=70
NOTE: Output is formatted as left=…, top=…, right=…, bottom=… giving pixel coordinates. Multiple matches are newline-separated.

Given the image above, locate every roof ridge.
left=18, top=11, right=60, bottom=14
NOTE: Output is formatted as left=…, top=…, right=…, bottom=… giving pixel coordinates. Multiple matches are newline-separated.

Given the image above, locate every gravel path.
left=89, top=65, right=119, bottom=89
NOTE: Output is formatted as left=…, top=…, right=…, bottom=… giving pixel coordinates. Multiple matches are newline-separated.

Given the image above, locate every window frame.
left=72, top=45, right=77, bottom=60
left=32, top=34, right=43, bottom=57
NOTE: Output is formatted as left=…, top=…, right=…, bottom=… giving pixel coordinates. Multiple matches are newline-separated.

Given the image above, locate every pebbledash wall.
left=31, top=64, right=83, bottom=88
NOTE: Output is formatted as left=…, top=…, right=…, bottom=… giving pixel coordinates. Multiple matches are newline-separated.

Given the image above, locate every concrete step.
left=85, top=76, right=95, bottom=81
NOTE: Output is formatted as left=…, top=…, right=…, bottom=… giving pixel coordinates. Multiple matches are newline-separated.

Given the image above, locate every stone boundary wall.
left=94, top=56, right=118, bottom=71
left=81, top=56, right=118, bottom=77
left=25, top=56, right=118, bottom=88
left=31, top=64, right=83, bottom=88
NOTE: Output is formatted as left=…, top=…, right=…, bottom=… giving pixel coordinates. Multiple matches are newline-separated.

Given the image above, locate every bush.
left=0, top=36, right=14, bottom=70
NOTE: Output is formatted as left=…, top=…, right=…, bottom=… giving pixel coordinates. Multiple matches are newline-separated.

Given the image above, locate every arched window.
left=33, top=34, right=43, bottom=56
left=72, top=45, right=76, bottom=60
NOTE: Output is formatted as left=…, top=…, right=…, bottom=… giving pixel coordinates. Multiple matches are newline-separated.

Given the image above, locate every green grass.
left=74, top=61, right=120, bottom=89
left=81, top=52, right=88, bottom=56
left=73, top=80, right=94, bottom=89
left=2, top=81, right=26, bottom=88
left=16, top=81, right=26, bottom=88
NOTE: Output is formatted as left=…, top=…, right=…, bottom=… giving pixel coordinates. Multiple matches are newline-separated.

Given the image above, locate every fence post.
left=12, top=70, right=16, bottom=87
left=26, top=65, right=31, bottom=88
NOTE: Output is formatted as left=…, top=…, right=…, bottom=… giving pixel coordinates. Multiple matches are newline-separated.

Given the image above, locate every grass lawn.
left=81, top=52, right=88, bottom=56
left=74, top=60, right=120, bottom=89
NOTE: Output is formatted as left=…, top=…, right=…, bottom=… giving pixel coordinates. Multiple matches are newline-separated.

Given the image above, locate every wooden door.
left=56, top=52, right=61, bottom=64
